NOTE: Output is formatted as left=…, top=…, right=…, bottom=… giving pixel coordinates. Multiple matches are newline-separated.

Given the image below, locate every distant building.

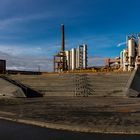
left=65, top=44, right=88, bottom=71
left=119, top=34, right=140, bottom=71
left=53, top=25, right=88, bottom=72
left=0, top=60, right=6, bottom=74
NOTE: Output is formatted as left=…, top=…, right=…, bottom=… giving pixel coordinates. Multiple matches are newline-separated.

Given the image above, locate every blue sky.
left=0, top=0, right=140, bottom=71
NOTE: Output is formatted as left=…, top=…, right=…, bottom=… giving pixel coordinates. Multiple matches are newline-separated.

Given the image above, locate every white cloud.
left=0, top=14, right=51, bottom=30
left=0, top=43, right=62, bottom=59
left=117, top=42, right=126, bottom=47
left=0, top=50, right=53, bottom=72
left=0, top=45, right=48, bottom=56
left=7, top=66, right=28, bottom=71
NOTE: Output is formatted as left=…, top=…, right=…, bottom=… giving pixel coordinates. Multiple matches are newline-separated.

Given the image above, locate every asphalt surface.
left=0, top=119, right=140, bottom=140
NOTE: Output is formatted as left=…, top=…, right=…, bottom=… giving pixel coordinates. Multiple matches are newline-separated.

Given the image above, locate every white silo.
left=71, top=48, right=76, bottom=70
left=128, top=38, right=135, bottom=71
left=138, top=38, right=140, bottom=56
left=69, top=50, right=72, bottom=70
left=76, top=46, right=80, bottom=69
left=83, top=44, right=87, bottom=69
left=123, top=49, right=128, bottom=71
left=120, top=51, right=123, bottom=68
left=65, top=50, right=70, bottom=70
left=128, top=38, right=135, bottom=57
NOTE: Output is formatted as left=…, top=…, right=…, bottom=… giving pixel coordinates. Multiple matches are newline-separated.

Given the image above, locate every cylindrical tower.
left=128, top=38, right=135, bottom=57
left=83, top=44, right=87, bottom=69
left=61, top=24, right=65, bottom=52
left=65, top=50, right=70, bottom=70
left=138, top=38, right=140, bottom=56
left=71, top=48, right=76, bottom=70
left=123, top=49, right=128, bottom=71
left=128, top=38, right=135, bottom=71
left=120, top=51, right=123, bottom=67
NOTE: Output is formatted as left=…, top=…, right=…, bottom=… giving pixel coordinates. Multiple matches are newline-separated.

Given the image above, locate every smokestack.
left=61, top=24, right=65, bottom=52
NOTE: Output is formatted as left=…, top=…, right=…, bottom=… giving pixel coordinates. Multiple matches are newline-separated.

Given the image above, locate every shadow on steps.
left=0, top=75, right=43, bottom=98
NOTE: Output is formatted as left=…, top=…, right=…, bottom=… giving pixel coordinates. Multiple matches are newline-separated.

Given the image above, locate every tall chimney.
left=61, top=24, right=65, bottom=52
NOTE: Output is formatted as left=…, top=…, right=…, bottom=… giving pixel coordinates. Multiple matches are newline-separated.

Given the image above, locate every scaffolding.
left=54, top=51, right=67, bottom=72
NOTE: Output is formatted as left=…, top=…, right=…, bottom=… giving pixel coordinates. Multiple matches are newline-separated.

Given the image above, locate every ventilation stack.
left=54, top=24, right=67, bottom=72
left=61, top=24, right=65, bottom=52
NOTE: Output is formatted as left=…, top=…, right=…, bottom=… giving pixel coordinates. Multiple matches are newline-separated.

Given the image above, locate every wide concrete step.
left=42, top=91, right=125, bottom=97
left=7, top=73, right=131, bottom=97
left=34, top=87, right=125, bottom=96
left=44, top=92, right=75, bottom=96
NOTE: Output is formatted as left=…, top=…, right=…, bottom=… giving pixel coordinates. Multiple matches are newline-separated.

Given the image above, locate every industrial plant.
left=54, top=25, right=88, bottom=72
left=0, top=24, right=140, bottom=135
left=1, top=24, right=140, bottom=74
left=53, top=25, right=140, bottom=73
left=105, top=34, right=140, bottom=72
left=120, top=34, right=140, bottom=71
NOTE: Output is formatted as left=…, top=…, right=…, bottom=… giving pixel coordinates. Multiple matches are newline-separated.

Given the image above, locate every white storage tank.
left=71, top=48, right=76, bottom=70
left=128, top=38, right=135, bottom=57
left=76, top=46, right=80, bottom=69
left=69, top=50, right=72, bottom=70
left=65, top=51, right=70, bottom=70
left=83, top=44, right=87, bottom=69
left=138, top=38, right=140, bottom=56
left=120, top=51, right=123, bottom=66
left=122, top=49, right=128, bottom=71
left=123, top=49, right=127, bottom=63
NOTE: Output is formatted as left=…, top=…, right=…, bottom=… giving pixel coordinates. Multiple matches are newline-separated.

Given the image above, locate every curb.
left=0, top=115, right=140, bottom=135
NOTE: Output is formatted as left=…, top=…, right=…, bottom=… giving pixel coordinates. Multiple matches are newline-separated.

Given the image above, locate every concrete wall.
left=0, top=78, right=25, bottom=98
left=125, top=65, right=140, bottom=97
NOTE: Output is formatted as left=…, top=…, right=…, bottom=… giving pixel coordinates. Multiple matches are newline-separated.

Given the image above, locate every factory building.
left=105, top=34, right=140, bottom=72
left=65, top=44, right=88, bottom=71
left=54, top=24, right=88, bottom=72
left=0, top=60, right=6, bottom=74
left=54, top=25, right=67, bottom=72
left=119, top=34, right=140, bottom=71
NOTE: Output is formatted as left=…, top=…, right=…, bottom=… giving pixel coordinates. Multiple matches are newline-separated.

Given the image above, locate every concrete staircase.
left=8, top=72, right=131, bottom=97
left=89, top=73, right=130, bottom=96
